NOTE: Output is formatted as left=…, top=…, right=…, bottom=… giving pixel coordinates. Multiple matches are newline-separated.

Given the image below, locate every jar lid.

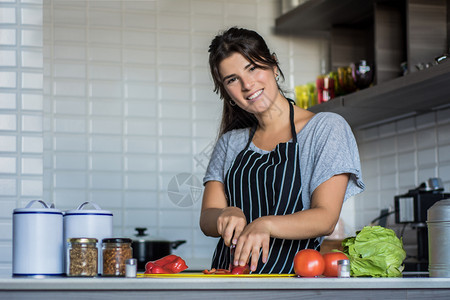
left=427, top=199, right=450, bottom=222
left=102, top=238, right=132, bottom=244
left=68, top=238, right=98, bottom=243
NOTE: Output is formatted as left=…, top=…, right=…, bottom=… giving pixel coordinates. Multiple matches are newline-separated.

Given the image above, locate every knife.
left=229, top=244, right=236, bottom=271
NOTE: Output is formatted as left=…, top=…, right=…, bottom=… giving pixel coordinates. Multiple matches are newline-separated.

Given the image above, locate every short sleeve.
left=203, top=133, right=229, bottom=185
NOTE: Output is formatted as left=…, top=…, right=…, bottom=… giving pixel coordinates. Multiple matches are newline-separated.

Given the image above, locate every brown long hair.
left=208, top=27, right=285, bottom=136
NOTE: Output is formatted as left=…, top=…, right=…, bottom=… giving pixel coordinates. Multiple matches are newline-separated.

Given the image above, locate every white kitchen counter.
left=1, top=275, right=450, bottom=299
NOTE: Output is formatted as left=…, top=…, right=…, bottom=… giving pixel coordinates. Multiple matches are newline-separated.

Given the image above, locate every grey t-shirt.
left=203, top=112, right=365, bottom=210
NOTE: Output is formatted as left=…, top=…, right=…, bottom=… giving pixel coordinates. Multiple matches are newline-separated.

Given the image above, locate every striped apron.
left=211, top=101, right=319, bottom=274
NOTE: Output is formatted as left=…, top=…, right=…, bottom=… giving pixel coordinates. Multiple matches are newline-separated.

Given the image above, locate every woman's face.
left=218, top=52, right=280, bottom=115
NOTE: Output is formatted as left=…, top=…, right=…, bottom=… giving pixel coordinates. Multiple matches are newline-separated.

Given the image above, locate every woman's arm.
left=233, top=173, right=349, bottom=270
left=199, top=181, right=247, bottom=246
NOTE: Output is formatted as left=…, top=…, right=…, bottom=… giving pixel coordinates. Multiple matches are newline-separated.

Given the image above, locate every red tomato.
left=293, top=249, right=325, bottom=277
left=322, top=252, right=349, bottom=277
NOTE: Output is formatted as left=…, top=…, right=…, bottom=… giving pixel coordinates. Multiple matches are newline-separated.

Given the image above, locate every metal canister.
left=427, top=199, right=450, bottom=277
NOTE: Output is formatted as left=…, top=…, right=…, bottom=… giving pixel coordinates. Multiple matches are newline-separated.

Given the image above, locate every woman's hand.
left=232, top=217, right=271, bottom=272
left=217, top=206, right=247, bottom=247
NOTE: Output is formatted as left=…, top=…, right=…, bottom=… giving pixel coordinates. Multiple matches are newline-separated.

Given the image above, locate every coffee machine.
left=394, top=178, right=450, bottom=271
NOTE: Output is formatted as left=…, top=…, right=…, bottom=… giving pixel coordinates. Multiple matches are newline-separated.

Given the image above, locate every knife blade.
left=229, top=244, right=236, bottom=271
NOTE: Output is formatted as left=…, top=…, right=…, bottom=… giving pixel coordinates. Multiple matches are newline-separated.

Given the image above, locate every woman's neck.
left=254, top=95, right=290, bottom=132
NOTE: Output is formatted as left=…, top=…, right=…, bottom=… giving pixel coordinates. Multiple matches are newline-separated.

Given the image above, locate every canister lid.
left=64, top=202, right=113, bottom=217
left=13, top=200, right=62, bottom=215
left=427, top=199, right=450, bottom=222
left=102, top=238, right=132, bottom=244
left=68, top=238, right=98, bottom=244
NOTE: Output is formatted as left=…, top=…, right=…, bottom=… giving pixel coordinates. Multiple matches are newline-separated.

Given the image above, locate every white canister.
left=13, top=200, right=64, bottom=276
left=63, top=202, right=113, bottom=274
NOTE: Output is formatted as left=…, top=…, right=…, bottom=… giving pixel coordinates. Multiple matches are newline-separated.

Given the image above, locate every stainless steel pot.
left=427, top=199, right=450, bottom=277
left=131, top=227, right=186, bottom=271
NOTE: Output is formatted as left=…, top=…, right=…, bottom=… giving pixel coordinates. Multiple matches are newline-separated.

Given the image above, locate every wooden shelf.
left=308, top=60, right=450, bottom=129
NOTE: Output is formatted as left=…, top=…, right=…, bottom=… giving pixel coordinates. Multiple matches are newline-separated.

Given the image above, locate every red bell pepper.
left=144, top=255, right=188, bottom=274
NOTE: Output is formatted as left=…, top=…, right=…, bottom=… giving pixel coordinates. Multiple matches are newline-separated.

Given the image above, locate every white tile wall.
left=7, top=0, right=447, bottom=275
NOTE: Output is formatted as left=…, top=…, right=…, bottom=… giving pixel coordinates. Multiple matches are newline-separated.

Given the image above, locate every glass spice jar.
left=67, top=238, right=98, bottom=277
left=102, top=238, right=133, bottom=277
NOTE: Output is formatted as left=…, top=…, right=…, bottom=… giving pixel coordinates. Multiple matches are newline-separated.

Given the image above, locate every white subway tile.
left=159, top=101, right=191, bottom=119
left=0, top=7, right=16, bottom=24
left=438, top=145, right=450, bottom=164
left=158, top=14, right=189, bottom=31
left=417, top=147, right=437, bottom=167
left=54, top=135, right=87, bottom=152
left=160, top=119, right=191, bottom=137
left=53, top=80, right=86, bottom=97
left=416, top=112, right=436, bottom=129
left=439, top=164, right=450, bottom=184
left=54, top=26, right=85, bottom=43
left=22, top=72, right=43, bottom=89
left=193, top=86, right=219, bottom=103
left=88, top=10, right=121, bottom=27
left=22, top=93, right=43, bottom=110
left=125, top=137, right=157, bottom=154
left=54, top=63, right=86, bottom=78
left=125, top=155, right=157, bottom=172
left=193, top=67, right=211, bottom=85
left=89, top=190, right=122, bottom=209
left=125, top=173, right=157, bottom=190
left=418, top=167, right=437, bottom=183
left=54, top=171, right=87, bottom=189
left=53, top=45, right=86, bottom=60
left=21, top=135, right=42, bottom=154
left=21, top=157, right=42, bottom=174
left=191, top=52, right=208, bottom=68
left=192, top=0, right=223, bottom=15
left=90, top=118, right=122, bottom=135
left=191, top=34, right=213, bottom=52
left=158, top=50, right=190, bottom=67
left=54, top=99, right=86, bottom=115
left=437, top=108, right=450, bottom=124
left=0, top=93, right=15, bottom=109
left=89, top=64, right=122, bottom=80
left=0, top=200, right=15, bottom=218
left=159, top=153, right=193, bottom=171
left=0, top=157, right=16, bottom=174
left=124, top=82, right=156, bottom=99
left=54, top=117, right=85, bottom=133
left=379, top=122, right=396, bottom=137
left=160, top=85, right=191, bottom=101
left=90, top=135, right=123, bottom=153
left=159, top=68, right=190, bottom=84
left=55, top=153, right=87, bottom=170
left=398, top=151, right=416, bottom=172
left=0, top=50, right=16, bottom=67
left=90, top=154, right=122, bottom=172
left=0, top=114, right=16, bottom=131
left=0, top=222, right=12, bottom=241
left=123, top=48, right=156, bottom=65
left=90, top=99, right=122, bottom=116
left=417, top=128, right=437, bottom=149
left=123, top=0, right=157, bottom=12
left=193, top=102, right=221, bottom=120
left=0, top=71, right=17, bottom=88
left=158, top=32, right=189, bottom=49
left=380, top=155, right=396, bottom=175
left=53, top=189, right=87, bottom=210
left=438, top=124, right=450, bottom=144
left=125, top=119, right=157, bottom=136
left=21, top=7, right=42, bottom=25
left=159, top=210, right=192, bottom=228
left=0, top=29, right=16, bottom=45
left=125, top=100, right=157, bottom=118
left=124, top=191, right=158, bottom=209
left=0, top=136, right=16, bottom=152
left=158, top=0, right=189, bottom=13
left=123, top=66, right=156, bottom=82
left=21, top=28, right=42, bottom=47
left=21, top=50, right=43, bottom=68
left=123, top=12, right=156, bottom=29
left=0, top=178, right=16, bottom=196
left=124, top=209, right=158, bottom=227
left=53, top=7, right=85, bottom=25
left=22, top=114, right=42, bottom=132
left=89, top=46, right=121, bottom=62
left=122, top=30, right=156, bottom=47
left=89, top=80, right=122, bottom=98
left=90, top=172, right=123, bottom=190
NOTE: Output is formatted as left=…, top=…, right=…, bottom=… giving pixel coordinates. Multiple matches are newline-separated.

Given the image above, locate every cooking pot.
left=131, top=227, right=186, bottom=271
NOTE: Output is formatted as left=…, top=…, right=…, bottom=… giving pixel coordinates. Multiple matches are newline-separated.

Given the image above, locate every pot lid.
left=131, top=227, right=169, bottom=242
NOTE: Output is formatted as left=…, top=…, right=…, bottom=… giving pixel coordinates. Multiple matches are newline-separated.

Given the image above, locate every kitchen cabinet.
left=276, top=0, right=450, bottom=129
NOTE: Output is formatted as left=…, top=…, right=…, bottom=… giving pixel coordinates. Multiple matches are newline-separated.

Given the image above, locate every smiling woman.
left=199, top=27, right=365, bottom=274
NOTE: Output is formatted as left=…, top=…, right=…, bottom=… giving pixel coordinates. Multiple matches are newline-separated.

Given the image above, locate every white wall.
left=0, top=0, right=327, bottom=274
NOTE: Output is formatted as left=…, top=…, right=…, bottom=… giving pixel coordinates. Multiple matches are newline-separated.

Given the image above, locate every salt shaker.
left=125, top=258, right=137, bottom=278
left=337, top=259, right=350, bottom=278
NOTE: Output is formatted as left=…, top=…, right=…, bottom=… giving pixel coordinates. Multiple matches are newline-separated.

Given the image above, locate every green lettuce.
left=342, top=226, right=406, bottom=277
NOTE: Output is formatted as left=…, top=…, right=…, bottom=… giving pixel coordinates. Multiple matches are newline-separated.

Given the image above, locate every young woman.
left=200, top=27, right=365, bottom=274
